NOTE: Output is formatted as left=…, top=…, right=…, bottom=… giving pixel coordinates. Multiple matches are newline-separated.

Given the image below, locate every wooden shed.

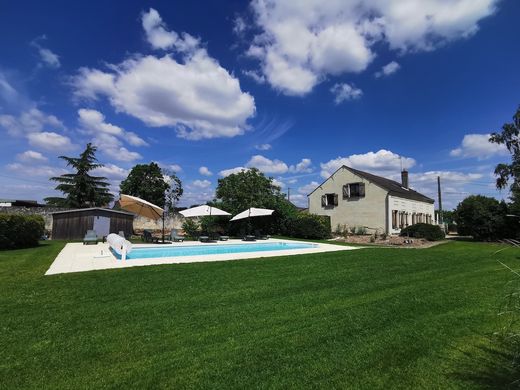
left=51, top=208, right=134, bottom=240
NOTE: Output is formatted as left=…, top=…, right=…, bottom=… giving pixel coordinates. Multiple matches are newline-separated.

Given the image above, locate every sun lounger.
left=255, top=230, right=269, bottom=240
left=199, top=235, right=211, bottom=243
left=83, top=230, right=99, bottom=245
left=170, top=229, right=185, bottom=242
left=143, top=229, right=159, bottom=243
left=243, top=235, right=256, bottom=241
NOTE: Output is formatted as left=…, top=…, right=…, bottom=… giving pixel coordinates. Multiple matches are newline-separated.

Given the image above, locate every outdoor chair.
left=83, top=230, right=99, bottom=245
left=199, top=235, right=211, bottom=243
left=143, top=229, right=158, bottom=243
left=255, top=230, right=270, bottom=240
left=170, top=229, right=185, bottom=242
left=243, top=235, right=256, bottom=241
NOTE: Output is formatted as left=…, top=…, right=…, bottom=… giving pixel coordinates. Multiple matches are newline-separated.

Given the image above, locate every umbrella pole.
left=162, top=213, right=165, bottom=243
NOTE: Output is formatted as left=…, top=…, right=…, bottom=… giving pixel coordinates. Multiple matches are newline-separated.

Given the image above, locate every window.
left=392, top=210, right=398, bottom=229
left=321, top=193, right=338, bottom=207
left=343, top=182, right=365, bottom=198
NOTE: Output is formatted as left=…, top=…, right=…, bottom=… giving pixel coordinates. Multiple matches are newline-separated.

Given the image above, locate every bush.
left=400, top=223, right=445, bottom=241
left=286, top=214, right=331, bottom=239
left=181, top=219, right=200, bottom=239
left=0, top=214, right=45, bottom=249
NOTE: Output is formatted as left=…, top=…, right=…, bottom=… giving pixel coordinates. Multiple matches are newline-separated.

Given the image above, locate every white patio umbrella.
left=119, top=194, right=167, bottom=242
left=179, top=205, right=231, bottom=217
left=230, top=207, right=274, bottom=221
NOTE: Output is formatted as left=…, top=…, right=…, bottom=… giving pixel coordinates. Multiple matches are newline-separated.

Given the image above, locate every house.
left=308, top=166, right=435, bottom=235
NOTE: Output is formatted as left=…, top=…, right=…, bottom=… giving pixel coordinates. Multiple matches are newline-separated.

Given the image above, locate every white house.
left=308, top=166, right=435, bottom=235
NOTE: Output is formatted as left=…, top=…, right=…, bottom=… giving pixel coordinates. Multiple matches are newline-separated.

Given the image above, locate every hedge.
left=400, top=223, right=445, bottom=241
left=0, top=214, right=45, bottom=249
left=286, top=213, right=331, bottom=239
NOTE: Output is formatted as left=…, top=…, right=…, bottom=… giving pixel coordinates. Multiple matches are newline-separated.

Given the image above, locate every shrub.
left=286, top=214, right=331, bottom=239
left=355, top=226, right=367, bottom=235
left=0, top=214, right=45, bottom=249
left=400, top=223, right=445, bottom=241
left=181, top=219, right=200, bottom=239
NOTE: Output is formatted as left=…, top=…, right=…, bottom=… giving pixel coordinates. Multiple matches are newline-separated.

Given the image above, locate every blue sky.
left=0, top=0, right=519, bottom=208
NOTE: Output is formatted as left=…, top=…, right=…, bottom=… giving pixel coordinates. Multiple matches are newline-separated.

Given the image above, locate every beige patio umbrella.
left=119, top=194, right=166, bottom=241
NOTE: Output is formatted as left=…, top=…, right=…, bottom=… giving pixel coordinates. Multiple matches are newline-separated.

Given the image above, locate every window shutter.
left=342, top=185, right=349, bottom=198
left=333, top=194, right=339, bottom=206
left=321, top=195, right=327, bottom=207
left=359, top=183, right=365, bottom=197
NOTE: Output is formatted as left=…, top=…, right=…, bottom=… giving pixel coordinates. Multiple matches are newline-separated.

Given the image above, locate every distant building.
left=0, top=199, right=44, bottom=207
left=308, top=166, right=435, bottom=235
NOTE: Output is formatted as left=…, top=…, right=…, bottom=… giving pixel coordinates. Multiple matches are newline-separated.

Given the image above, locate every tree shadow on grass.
left=450, top=339, right=520, bottom=389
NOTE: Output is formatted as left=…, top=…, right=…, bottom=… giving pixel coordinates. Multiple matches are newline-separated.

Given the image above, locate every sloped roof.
left=51, top=207, right=134, bottom=216
left=308, top=166, right=435, bottom=204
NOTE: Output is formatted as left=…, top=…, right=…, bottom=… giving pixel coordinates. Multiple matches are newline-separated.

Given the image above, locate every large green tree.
left=45, top=143, right=113, bottom=208
left=213, top=168, right=297, bottom=234
left=119, top=163, right=182, bottom=209
left=454, top=195, right=509, bottom=240
left=490, top=105, right=520, bottom=208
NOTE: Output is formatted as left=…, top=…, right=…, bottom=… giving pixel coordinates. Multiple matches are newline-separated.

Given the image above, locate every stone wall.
left=0, top=206, right=186, bottom=235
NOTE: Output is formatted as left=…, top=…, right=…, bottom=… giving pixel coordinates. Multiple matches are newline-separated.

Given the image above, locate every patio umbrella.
left=179, top=205, right=231, bottom=218
left=119, top=194, right=166, bottom=242
left=230, top=207, right=274, bottom=221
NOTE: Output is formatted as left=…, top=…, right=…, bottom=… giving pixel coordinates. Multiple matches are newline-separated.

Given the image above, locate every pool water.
left=111, top=242, right=317, bottom=260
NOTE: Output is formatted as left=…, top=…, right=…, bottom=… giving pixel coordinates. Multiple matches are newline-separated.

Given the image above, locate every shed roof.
left=308, top=166, right=435, bottom=204
left=51, top=207, right=134, bottom=216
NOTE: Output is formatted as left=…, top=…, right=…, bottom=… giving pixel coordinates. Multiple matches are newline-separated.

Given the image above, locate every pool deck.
left=45, top=239, right=360, bottom=275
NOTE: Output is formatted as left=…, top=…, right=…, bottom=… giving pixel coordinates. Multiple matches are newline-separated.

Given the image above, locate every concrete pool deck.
left=45, top=239, right=360, bottom=275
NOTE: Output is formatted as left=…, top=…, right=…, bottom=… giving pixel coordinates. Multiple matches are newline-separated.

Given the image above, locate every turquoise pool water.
left=112, top=242, right=317, bottom=260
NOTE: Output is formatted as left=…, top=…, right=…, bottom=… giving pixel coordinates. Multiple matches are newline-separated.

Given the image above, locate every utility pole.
left=437, top=176, right=443, bottom=225
left=287, top=187, right=291, bottom=202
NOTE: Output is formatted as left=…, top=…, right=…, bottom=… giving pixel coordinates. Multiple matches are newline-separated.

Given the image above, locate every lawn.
left=1, top=240, right=519, bottom=389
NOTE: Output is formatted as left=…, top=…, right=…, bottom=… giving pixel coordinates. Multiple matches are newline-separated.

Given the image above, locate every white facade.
left=308, top=166, right=435, bottom=235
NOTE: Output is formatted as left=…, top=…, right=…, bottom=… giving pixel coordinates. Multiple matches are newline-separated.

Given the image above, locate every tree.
left=45, top=143, right=113, bottom=208
left=163, top=170, right=183, bottom=213
left=490, top=105, right=520, bottom=208
left=119, top=163, right=181, bottom=209
left=454, top=195, right=509, bottom=240
left=214, top=168, right=297, bottom=235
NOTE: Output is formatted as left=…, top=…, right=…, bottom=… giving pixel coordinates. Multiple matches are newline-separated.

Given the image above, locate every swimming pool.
left=111, top=242, right=318, bottom=260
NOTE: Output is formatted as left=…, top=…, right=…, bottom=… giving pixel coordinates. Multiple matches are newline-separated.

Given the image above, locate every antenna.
left=400, top=156, right=403, bottom=172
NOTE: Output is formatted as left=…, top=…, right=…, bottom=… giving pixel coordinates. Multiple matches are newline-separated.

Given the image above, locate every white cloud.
left=7, top=162, right=66, bottom=177
left=289, top=193, right=307, bottom=207
left=31, top=36, right=61, bottom=69
left=272, top=178, right=284, bottom=188
left=450, top=133, right=507, bottom=159
left=330, top=83, right=362, bottom=104
left=73, top=9, right=255, bottom=141
left=242, top=69, right=266, bottom=84
left=247, top=154, right=288, bottom=174
left=16, top=150, right=48, bottom=163
left=141, top=8, right=200, bottom=52
left=320, top=149, right=416, bottom=178
left=247, top=0, right=498, bottom=95
left=168, top=164, right=183, bottom=172
left=0, top=108, right=64, bottom=136
left=92, top=163, right=129, bottom=180
left=199, top=166, right=213, bottom=176
left=78, top=108, right=148, bottom=147
left=375, top=61, right=400, bottom=78
left=219, top=166, right=248, bottom=177
left=255, top=143, right=271, bottom=151
left=289, top=158, right=313, bottom=173
left=27, top=131, right=75, bottom=151
left=190, top=179, right=212, bottom=189
left=298, top=181, right=320, bottom=195
left=91, top=133, right=142, bottom=162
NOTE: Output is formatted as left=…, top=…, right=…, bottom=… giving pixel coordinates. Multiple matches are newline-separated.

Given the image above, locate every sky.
left=0, top=0, right=519, bottom=209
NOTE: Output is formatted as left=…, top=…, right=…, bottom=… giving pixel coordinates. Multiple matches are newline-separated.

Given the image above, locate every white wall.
left=387, top=195, right=435, bottom=234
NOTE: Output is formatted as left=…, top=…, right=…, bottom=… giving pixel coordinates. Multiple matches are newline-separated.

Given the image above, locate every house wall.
left=308, top=167, right=388, bottom=233
left=387, top=195, right=435, bottom=235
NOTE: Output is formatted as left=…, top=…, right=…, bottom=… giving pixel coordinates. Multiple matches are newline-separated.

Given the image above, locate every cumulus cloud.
left=167, top=164, right=182, bottom=172
left=289, top=158, right=313, bottom=173
left=0, top=108, right=64, bottom=137
left=199, top=166, right=212, bottom=176
left=298, top=181, right=320, bottom=195
left=27, top=131, right=75, bottom=151
left=90, top=132, right=142, bottom=162
left=16, top=150, right=48, bottom=163
left=190, top=179, right=212, bottom=189
left=375, top=61, right=400, bottom=78
left=247, top=0, right=498, bottom=95
left=450, top=133, right=507, bottom=159
left=247, top=154, right=288, bottom=174
left=320, top=149, right=416, bottom=178
left=7, top=162, right=66, bottom=177
left=92, top=163, right=129, bottom=180
left=330, top=83, right=362, bottom=104
left=73, top=9, right=255, bottom=141
left=219, top=166, right=248, bottom=177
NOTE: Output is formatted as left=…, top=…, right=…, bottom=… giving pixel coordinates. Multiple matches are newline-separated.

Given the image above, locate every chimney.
left=401, top=170, right=409, bottom=189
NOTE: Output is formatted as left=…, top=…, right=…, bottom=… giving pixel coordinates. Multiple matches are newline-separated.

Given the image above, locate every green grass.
left=1, top=240, right=519, bottom=389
